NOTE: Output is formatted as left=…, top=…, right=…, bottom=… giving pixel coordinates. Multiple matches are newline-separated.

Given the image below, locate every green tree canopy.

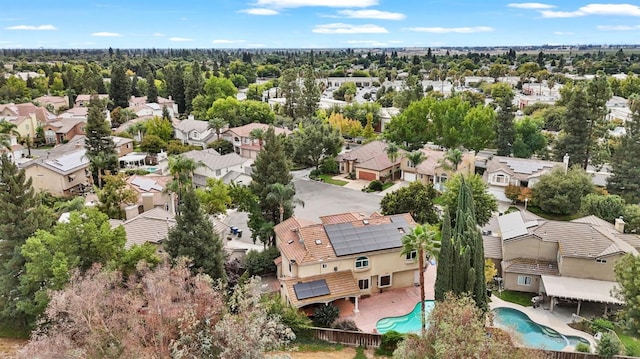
left=380, top=181, right=438, bottom=225
left=196, top=177, right=232, bottom=216
left=607, top=97, right=640, bottom=204
left=293, top=119, right=343, bottom=170
left=532, top=166, right=595, bottom=215
left=96, top=174, right=139, bottom=220
left=579, top=193, right=626, bottom=223
left=441, top=174, right=497, bottom=227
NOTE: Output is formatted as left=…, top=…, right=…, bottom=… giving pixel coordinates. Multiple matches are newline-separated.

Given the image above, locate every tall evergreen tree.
left=165, top=189, right=226, bottom=281
left=109, top=63, right=131, bottom=109
left=280, top=68, right=300, bottom=120
left=298, top=65, right=320, bottom=119
left=165, top=64, right=186, bottom=113
left=608, top=97, right=640, bottom=204
left=85, top=96, right=118, bottom=186
left=146, top=72, right=158, bottom=103
left=434, top=177, right=487, bottom=310
left=0, top=155, right=53, bottom=329
left=492, top=84, right=515, bottom=156
left=555, top=84, right=590, bottom=167
left=184, top=61, right=203, bottom=114
left=585, top=71, right=612, bottom=169
left=435, top=210, right=452, bottom=302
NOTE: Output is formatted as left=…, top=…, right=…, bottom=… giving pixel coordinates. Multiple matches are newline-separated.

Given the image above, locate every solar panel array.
left=293, top=279, right=330, bottom=300
left=324, top=215, right=409, bottom=256
left=131, top=177, right=163, bottom=192
left=500, top=158, right=553, bottom=174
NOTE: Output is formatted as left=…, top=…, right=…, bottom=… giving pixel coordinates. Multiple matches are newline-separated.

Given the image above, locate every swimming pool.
left=375, top=301, right=435, bottom=334
left=493, top=307, right=590, bottom=350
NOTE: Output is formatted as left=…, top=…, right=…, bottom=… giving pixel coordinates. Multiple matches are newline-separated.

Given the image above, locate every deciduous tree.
left=381, top=181, right=438, bottom=224
left=532, top=166, right=594, bottom=216
left=293, top=119, right=343, bottom=170
left=96, top=174, right=139, bottom=220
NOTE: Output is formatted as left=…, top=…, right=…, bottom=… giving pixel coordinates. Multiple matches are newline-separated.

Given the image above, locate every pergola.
left=541, top=275, right=623, bottom=316
left=119, top=153, right=147, bottom=168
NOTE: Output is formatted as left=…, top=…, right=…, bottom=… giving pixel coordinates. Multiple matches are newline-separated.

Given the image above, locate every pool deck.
left=341, top=263, right=437, bottom=333
left=489, top=296, right=596, bottom=350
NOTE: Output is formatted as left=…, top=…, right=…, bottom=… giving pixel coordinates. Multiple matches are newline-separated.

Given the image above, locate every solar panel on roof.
left=293, top=279, right=330, bottom=300
left=325, top=216, right=411, bottom=256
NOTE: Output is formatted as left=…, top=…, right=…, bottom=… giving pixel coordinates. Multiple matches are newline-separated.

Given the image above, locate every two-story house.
left=179, top=148, right=250, bottom=187
left=489, top=211, right=636, bottom=314
left=22, top=149, right=91, bottom=196
left=42, top=118, right=86, bottom=144
left=0, top=103, right=56, bottom=139
left=174, top=119, right=215, bottom=148
left=221, top=123, right=292, bottom=159
left=74, top=94, right=109, bottom=107
left=400, top=146, right=475, bottom=191
left=274, top=212, right=419, bottom=311
left=128, top=95, right=178, bottom=119
left=336, top=140, right=405, bottom=181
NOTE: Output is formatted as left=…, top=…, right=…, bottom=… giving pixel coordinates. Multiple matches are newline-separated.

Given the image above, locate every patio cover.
left=281, top=270, right=360, bottom=308
left=541, top=275, right=623, bottom=305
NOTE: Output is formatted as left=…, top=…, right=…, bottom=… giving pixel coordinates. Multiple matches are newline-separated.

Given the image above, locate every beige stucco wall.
left=559, top=255, right=621, bottom=281
left=503, top=272, right=542, bottom=293
left=25, top=165, right=89, bottom=196
left=502, top=236, right=558, bottom=262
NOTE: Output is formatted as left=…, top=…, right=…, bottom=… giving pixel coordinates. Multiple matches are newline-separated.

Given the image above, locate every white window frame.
left=379, top=274, right=392, bottom=288
left=494, top=174, right=508, bottom=184
left=355, top=256, right=369, bottom=269
left=405, top=250, right=417, bottom=262
left=358, top=278, right=369, bottom=290
left=596, top=258, right=607, bottom=263
left=517, top=275, right=532, bottom=286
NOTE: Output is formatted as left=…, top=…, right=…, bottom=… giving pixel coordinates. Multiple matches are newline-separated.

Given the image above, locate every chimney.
left=563, top=153, right=570, bottom=174
left=142, top=193, right=154, bottom=212
left=125, top=205, right=139, bottom=220
left=615, top=217, right=625, bottom=233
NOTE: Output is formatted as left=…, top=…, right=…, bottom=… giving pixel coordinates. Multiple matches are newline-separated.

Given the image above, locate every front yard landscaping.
left=317, top=174, right=348, bottom=186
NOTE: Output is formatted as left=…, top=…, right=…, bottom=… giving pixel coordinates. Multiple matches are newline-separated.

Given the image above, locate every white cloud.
left=553, top=31, right=574, bottom=35
left=405, top=26, right=493, bottom=33
left=312, top=23, right=388, bottom=34
left=212, top=39, right=246, bottom=44
left=541, top=4, right=640, bottom=18
left=256, top=0, right=377, bottom=8
left=241, top=8, right=279, bottom=15
left=597, top=24, right=640, bottom=30
left=337, top=9, right=405, bottom=20
left=91, top=32, right=122, bottom=37
left=6, top=24, right=57, bottom=31
left=153, top=32, right=165, bottom=37
left=507, top=3, right=555, bottom=9
left=169, top=37, right=193, bottom=42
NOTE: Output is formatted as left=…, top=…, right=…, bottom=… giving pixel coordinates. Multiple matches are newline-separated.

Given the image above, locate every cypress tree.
left=555, top=84, right=590, bottom=167
left=435, top=209, right=452, bottom=301
left=608, top=97, right=640, bottom=203
left=146, top=72, right=158, bottom=103
left=165, top=189, right=226, bottom=281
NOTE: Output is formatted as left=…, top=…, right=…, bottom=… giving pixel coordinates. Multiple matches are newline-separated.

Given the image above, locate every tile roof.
left=280, top=270, right=360, bottom=308
left=319, top=212, right=368, bottom=224
left=175, top=119, right=209, bottom=133
left=182, top=149, right=247, bottom=171
left=502, top=258, right=559, bottom=276
left=337, top=140, right=404, bottom=172
left=38, top=149, right=89, bottom=175
left=121, top=207, right=176, bottom=248
left=223, top=123, right=292, bottom=138
left=275, top=212, right=416, bottom=265
left=570, top=215, right=615, bottom=229
left=127, top=175, right=172, bottom=194
left=485, top=155, right=562, bottom=182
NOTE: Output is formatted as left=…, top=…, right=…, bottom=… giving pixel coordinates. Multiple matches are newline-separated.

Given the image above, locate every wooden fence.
left=309, top=327, right=382, bottom=348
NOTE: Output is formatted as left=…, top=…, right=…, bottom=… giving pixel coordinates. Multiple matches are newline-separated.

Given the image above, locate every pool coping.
left=489, top=296, right=596, bottom=352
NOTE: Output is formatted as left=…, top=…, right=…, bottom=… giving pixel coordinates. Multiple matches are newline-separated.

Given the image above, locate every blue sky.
left=1, top=1, right=640, bottom=49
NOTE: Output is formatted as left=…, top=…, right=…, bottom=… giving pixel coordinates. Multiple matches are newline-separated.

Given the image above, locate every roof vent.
left=291, top=228, right=299, bottom=232
left=363, top=219, right=369, bottom=225
left=287, top=240, right=294, bottom=244
left=315, top=239, right=322, bottom=245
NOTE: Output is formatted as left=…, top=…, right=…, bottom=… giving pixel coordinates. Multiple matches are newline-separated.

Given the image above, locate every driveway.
left=223, top=176, right=382, bottom=247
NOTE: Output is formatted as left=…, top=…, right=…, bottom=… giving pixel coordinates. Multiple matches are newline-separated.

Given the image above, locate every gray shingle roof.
left=182, top=149, right=246, bottom=171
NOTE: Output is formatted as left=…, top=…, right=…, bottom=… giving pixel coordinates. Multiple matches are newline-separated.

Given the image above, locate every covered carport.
left=541, top=275, right=623, bottom=316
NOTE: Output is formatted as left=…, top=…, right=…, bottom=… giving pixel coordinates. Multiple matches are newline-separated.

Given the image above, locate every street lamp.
left=524, top=197, right=529, bottom=211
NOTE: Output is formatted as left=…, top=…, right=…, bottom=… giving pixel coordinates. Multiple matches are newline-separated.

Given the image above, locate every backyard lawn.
left=497, top=290, right=535, bottom=307
left=317, top=174, right=348, bottom=186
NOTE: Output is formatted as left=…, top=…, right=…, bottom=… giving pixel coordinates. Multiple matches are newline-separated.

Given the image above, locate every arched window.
left=355, top=256, right=369, bottom=269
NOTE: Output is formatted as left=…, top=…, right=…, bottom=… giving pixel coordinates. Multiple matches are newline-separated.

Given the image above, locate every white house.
left=173, top=119, right=216, bottom=148
left=179, top=148, right=252, bottom=187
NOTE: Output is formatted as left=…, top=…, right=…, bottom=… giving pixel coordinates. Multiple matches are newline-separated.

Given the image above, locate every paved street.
left=223, top=175, right=382, bottom=248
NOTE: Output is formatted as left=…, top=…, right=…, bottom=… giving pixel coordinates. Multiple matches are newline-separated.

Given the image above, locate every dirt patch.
left=0, top=337, right=27, bottom=357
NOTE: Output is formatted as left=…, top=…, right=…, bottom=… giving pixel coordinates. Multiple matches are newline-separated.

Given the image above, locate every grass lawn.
left=496, top=290, right=535, bottom=307
left=526, top=206, right=580, bottom=221
left=616, top=330, right=640, bottom=356
left=317, top=174, right=348, bottom=186
left=381, top=182, right=394, bottom=191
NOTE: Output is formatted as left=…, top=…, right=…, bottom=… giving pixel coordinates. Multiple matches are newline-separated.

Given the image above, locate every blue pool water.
left=376, top=301, right=435, bottom=334
left=146, top=167, right=158, bottom=173
left=493, top=307, right=590, bottom=350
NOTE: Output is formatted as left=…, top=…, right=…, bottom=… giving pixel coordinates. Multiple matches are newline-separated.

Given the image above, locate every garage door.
left=358, top=170, right=377, bottom=181
left=404, top=172, right=417, bottom=182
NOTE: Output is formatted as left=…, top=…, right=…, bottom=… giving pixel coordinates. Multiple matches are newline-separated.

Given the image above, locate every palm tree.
left=208, top=117, right=228, bottom=140
left=401, top=224, right=440, bottom=336
left=385, top=142, right=400, bottom=181
left=127, top=121, right=147, bottom=142
left=440, top=148, right=463, bottom=172
left=266, top=183, right=304, bottom=224
left=0, top=121, right=19, bottom=151
left=249, top=127, right=266, bottom=150
left=168, top=155, right=203, bottom=209
left=18, top=134, right=33, bottom=158
left=405, top=150, right=426, bottom=181
left=89, top=152, right=116, bottom=188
